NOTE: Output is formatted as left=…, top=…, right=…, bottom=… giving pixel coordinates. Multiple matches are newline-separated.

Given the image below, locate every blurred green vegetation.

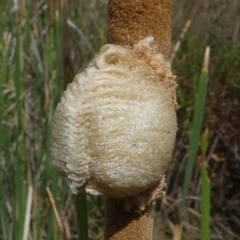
left=0, top=0, right=239, bottom=239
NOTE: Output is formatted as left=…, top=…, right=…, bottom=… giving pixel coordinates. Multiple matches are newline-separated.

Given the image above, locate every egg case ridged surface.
left=51, top=44, right=177, bottom=198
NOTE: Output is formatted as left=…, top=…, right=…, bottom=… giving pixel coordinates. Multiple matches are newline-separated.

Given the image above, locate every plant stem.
left=104, top=198, right=154, bottom=240
left=106, top=1, right=172, bottom=239
left=75, top=194, right=89, bottom=240
left=108, top=0, right=172, bottom=59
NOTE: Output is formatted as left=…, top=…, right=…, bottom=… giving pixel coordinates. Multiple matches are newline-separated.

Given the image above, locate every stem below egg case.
left=104, top=198, right=154, bottom=240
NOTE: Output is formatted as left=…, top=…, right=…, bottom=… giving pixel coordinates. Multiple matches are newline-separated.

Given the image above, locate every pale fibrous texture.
left=51, top=40, right=177, bottom=199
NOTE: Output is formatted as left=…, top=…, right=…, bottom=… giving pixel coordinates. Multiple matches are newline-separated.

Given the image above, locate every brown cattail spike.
left=104, top=199, right=154, bottom=240
left=108, top=0, right=172, bottom=59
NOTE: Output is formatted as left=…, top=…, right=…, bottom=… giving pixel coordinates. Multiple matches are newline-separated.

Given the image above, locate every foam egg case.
left=51, top=42, right=177, bottom=198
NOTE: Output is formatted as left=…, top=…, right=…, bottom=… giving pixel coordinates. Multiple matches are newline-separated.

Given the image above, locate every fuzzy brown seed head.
left=108, top=0, right=172, bottom=59
left=51, top=42, right=177, bottom=204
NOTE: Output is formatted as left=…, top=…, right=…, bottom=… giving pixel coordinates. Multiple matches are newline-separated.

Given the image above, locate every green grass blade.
left=74, top=194, right=89, bottom=240
left=200, top=130, right=211, bottom=240
left=0, top=33, right=11, bottom=240
left=181, top=46, right=210, bottom=215
left=0, top=207, right=8, bottom=240
left=53, top=9, right=63, bottom=106
left=200, top=162, right=211, bottom=240
left=0, top=33, right=11, bottom=83
left=46, top=9, right=62, bottom=240
left=13, top=25, right=27, bottom=240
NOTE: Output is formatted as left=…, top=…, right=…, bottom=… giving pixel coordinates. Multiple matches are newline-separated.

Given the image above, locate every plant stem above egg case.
left=107, top=0, right=172, bottom=60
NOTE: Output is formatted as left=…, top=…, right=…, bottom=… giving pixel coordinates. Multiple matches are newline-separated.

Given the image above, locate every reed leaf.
left=181, top=46, right=210, bottom=215
left=200, top=130, right=211, bottom=240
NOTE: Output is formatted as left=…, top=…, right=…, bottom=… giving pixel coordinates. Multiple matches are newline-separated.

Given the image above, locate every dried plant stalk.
left=104, top=199, right=154, bottom=240
left=105, top=0, right=173, bottom=239
left=108, top=0, right=172, bottom=59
